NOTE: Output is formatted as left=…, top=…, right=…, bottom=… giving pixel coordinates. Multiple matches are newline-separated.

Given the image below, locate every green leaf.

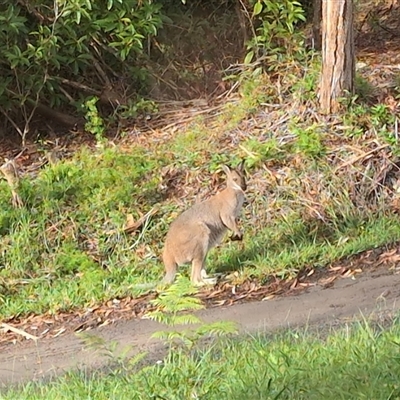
left=244, top=50, right=254, bottom=65
left=253, top=2, right=263, bottom=16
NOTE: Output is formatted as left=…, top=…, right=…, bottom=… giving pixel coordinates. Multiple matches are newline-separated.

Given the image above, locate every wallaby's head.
left=222, top=160, right=246, bottom=191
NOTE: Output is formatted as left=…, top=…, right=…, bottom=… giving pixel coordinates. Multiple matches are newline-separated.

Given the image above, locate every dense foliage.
left=0, top=0, right=163, bottom=141
left=0, top=0, right=307, bottom=141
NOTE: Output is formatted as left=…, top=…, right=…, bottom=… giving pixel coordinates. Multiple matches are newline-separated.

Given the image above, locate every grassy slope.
left=4, top=317, right=400, bottom=399
left=1, top=58, right=400, bottom=319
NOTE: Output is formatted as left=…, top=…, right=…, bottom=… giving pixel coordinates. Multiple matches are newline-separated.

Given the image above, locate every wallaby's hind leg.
left=191, top=258, right=217, bottom=286
left=162, top=252, right=178, bottom=284
left=191, top=258, right=205, bottom=286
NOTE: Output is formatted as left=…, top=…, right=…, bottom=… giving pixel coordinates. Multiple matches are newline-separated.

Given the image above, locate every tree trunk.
left=312, top=0, right=322, bottom=50
left=319, top=0, right=355, bottom=114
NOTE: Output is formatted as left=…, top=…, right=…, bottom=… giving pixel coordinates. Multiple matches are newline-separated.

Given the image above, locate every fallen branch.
left=33, top=101, right=83, bottom=128
left=57, top=77, right=123, bottom=106
left=1, top=323, right=39, bottom=341
left=57, top=77, right=101, bottom=96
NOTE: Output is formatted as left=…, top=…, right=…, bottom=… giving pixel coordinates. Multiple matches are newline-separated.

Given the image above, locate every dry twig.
left=1, top=323, right=39, bottom=341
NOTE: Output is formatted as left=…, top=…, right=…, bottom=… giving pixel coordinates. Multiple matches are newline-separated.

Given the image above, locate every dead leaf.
left=104, top=309, right=113, bottom=318
left=342, top=269, right=353, bottom=277
left=319, top=276, right=337, bottom=286
left=262, top=294, right=276, bottom=301
left=53, top=328, right=66, bottom=338
left=378, top=249, right=400, bottom=265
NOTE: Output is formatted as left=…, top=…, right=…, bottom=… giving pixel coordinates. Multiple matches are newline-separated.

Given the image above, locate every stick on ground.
left=1, top=323, right=39, bottom=341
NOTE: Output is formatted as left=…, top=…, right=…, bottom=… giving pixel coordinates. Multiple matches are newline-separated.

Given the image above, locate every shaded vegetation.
left=0, top=0, right=310, bottom=144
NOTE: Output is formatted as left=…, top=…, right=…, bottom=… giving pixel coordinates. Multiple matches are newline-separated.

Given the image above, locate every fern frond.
left=76, top=332, right=106, bottom=351
left=172, top=314, right=202, bottom=325
left=152, top=330, right=194, bottom=348
left=128, top=351, right=148, bottom=368
left=151, top=275, right=199, bottom=303
left=196, top=321, right=239, bottom=337
left=146, top=310, right=175, bottom=325
left=155, top=296, right=204, bottom=312
left=151, top=330, right=186, bottom=341
left=148, top=275, right=236, bottom=349
left=150, top=274, right=204, bottom=316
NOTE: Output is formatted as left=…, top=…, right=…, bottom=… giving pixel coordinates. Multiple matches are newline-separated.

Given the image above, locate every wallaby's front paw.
left=230, top=232, right=243, bottom=241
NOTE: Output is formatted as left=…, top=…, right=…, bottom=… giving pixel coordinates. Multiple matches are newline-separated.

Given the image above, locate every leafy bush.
left=246, top=0, right=306, bottom=69
left=0, top=0, right=163, bottom=141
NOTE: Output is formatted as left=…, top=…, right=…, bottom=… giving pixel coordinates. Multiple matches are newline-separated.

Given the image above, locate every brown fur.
left=162, top=161, right=246, bottom=285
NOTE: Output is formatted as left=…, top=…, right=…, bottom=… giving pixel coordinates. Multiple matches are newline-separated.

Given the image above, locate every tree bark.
left=319, top=0, right=355, bottom=114
left=312, top=0, right=322, bottom=50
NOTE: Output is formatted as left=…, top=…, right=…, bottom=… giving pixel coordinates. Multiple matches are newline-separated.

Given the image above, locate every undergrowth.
left=147, top=275, right=237, bottom=349
left=4, top=316, right=400, bottom=399
left=1, top=54, right=400, bottom=320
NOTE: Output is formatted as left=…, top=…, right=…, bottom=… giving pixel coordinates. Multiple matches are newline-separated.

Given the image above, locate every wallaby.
left=162, top=161, right=246, bottom=286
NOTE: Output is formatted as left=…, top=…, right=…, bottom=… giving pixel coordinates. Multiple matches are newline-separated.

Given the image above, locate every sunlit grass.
left=1, top=69, right=400, bottom=319
left=4, top=317, right=400, bottom=399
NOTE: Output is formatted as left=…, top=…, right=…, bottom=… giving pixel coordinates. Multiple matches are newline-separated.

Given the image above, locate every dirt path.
left=1, top=260, right=399, bottom=387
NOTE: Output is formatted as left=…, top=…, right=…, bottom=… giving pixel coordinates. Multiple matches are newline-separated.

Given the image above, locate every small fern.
left=76, top=331, right=147, bottom=373
left=196, top=321, right=238, bottom=337
left=148, top=311, right=201, bottom=326
left=146, top=275, right=238, bottom=350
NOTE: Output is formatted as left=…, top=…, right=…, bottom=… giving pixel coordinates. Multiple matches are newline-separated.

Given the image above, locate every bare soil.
left=1, top=243, right=400, bottom=387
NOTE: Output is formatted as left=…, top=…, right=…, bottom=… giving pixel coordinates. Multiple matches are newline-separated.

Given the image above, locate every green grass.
left=0, top=146, right=167, bottom=315
left=3, top=317, right=400, bottom=399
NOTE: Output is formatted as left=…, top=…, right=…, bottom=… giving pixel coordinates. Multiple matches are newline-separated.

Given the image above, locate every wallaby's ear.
left=222, top=165, right=231, bottom=175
